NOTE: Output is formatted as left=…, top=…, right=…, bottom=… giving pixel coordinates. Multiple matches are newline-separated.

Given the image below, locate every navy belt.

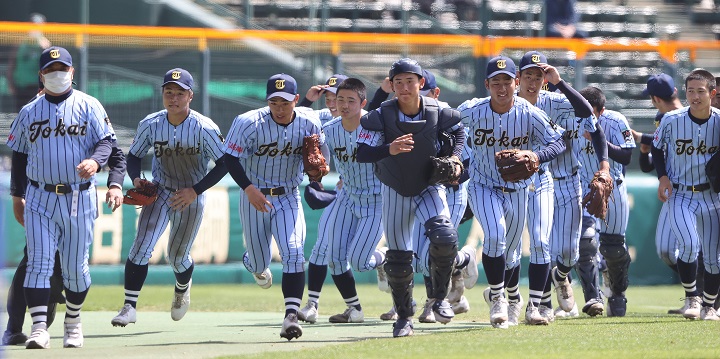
left=553, top=170, right=578, bottom=181
left=493, top=186, right=517, bottom=193
left=30, top=180, right=91, bottom=194
left=260, top=187, right=294, bottom=196
left=673, top=183, right=711, bottom=192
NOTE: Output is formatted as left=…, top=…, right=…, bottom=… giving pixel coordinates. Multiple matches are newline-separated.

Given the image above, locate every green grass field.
left=2, top=284, right=719, bottom=359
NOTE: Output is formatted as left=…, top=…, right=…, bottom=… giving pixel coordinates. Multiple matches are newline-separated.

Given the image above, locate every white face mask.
left=43, top=70, right=72, bottom=94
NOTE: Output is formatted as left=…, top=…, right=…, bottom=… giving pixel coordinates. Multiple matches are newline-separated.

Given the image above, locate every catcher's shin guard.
left=599, top=233, right=631, bottom=295
left=425, top=216, right=458, bottom=299
left=385, top=250, right=416, bottom=319
left=576, top=236, right=601, bottom=302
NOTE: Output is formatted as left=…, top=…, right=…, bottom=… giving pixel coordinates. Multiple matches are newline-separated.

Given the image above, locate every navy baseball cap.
left=519, top=51, right=547, bottom=71
left=324, top=74, right=348, bottom=94
left=266, top=73, right=298, bottom=101
left=162, top=68, right=194, bottom=90
left=304, top=181, right=336, bottom=210
left=486, top=56, right=516, bottom=79
left=389, top=58, right=423, bottom=80
left=39, top=46, right=72, bottom=70
left=420, top=70, right=437, bottom=96
left=642, top=74, right=675, bottom=98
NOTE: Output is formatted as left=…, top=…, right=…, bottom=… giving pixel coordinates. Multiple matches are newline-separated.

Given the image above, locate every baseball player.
left=712, top=77, right=720, bottom=109
left=7, top=46, right=115, bottom=349
left=357, top=58, right=466, bottom=337
left=577, top=87, right=634, bottom=316
left=630, top=74, right=694, bottom=314
left=457, top=56, right=566, bottom=329
left=111, top=68, right=227, bottom=327
left=652, top=69, right=720, bottom=321
left=509, top=51, right=610, bottom=323
left=298, top=74, right=349, bottom=123
left=4, top=138, right=126, bottom=346
left=224, top=73, right=326, bottom=340
left=298, top=78, right=386, bottom=324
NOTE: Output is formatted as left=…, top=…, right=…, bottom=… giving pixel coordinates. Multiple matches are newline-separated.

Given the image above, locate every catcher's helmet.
left=389, top=58, right=423, bottom=80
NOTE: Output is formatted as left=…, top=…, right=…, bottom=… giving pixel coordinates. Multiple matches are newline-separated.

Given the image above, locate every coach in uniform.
left=7, top=46, right=115, bottom=349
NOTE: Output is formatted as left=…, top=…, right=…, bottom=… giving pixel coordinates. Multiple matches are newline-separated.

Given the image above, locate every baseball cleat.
left=111, top=304, right=137, bottom=327
left=380, top=306, right=398, bottom=321
left=524, top=304, right=549, bottom=325
left=298, top=301, right=318, bottom=323
left=25, top=323, right=50, bottom=349
left=451, top=295, right=470, bottom=314
left=329, top=307, right=364, bottom=323
left=392, top=318, right=414, bottom=338
left=682, top=296, right=702, bottom=320
left=582, top=298, right=604, bottom=317
left=279, top=313, right=302, bottom=341
left=376, top=247, right=390, bottom=293
left=489, top=296, right=509, bottom=327
left=551, top=267, right=575, bottom=312
left=700, top=306, right=720, bottom=321
left=554, top=303, right=579, bottom=319
left=606, top=295, right=627, bottom=317
left=63, top=322, right=83, bottom=348
left=507, top=295, right=524, bottom=326
left=253, top=268, right=273, bottom=289
left=667, top=298, right=690, bottom=315
left=460, top=246, right=479, bottom=289
left=419, top=299, right=437, bottom=323
left=538, top=305, right=555, bottom=323
left=171, top=279, right=191, bottom=321
left=482, top=287, right=492, bottom=306
left=2, top=331, right=28, bottom=346
left=446, top=270, right=465, bottom=304
left=431, top=298, right=455, bottom=324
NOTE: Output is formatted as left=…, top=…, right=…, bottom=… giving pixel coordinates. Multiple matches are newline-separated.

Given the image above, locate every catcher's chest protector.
left=373, top=98, right=439, bottom=197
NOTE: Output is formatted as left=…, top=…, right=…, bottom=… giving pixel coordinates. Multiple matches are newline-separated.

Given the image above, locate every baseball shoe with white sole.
left=280, top=313, right=302, bottom=341
left=298, top=301, right=318, bottom=323
left=171, top=279, right=191, bottom=321
left=25, top=323, right=50, bottom=349
left=551, top=267, right=575, bottom=312
left=63, top=322, right=83, bottom=348
left=329, top=307, right=364, bottom=323
left=111, top=304, right=137, bottom=327
left=253, top=268, right=272, bottom=289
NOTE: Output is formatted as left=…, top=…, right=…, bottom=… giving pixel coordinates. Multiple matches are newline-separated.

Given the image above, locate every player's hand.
left=132, top=178, right=154, bottom=188
left=106, top=186, right=123, bottom=212
left=389, top=133, right=414, bottom=155
left=76, top=159, right=100, bottom=179
left=639, top=143, right=651, bottom=154
left=169, top=188, right=198, bottom=212
left=12, top=196, right=25, bottom=227
left=538, top=63, right=561, bottom=85
left=582, top=131, right=592, bottom=141
left=381, top=77, right=394, bottom=94
left=304, top=85, right=327, bottom=102
left=245, top=185, right=272, bottom=213
left=657, top=176, right=672, bottom=202
left=336, top=178, right=343, bottom=190
left=630, top=129, right=643, bottom=142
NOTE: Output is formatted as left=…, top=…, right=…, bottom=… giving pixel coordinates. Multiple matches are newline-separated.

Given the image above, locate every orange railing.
left=1, top=21, right=718, bottom=62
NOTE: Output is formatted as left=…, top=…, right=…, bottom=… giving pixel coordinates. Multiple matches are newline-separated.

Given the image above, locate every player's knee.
left=384, top=250, right=414, bottom=283
left=425, top=215, right=458, bottom=262
left=581, top=216, right=597, bottom=238
left=599, top=233, right=628, bottom=261
left=578, top=237, right=598, bottom=262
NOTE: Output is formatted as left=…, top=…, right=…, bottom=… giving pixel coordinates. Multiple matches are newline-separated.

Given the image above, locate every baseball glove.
left=302, top=134, right=329, bottom=182
left=582, top=171, right=614, bottom=220
left=495, top=149, right=539, bottom=182
left=123, top=183, right=159, bottom=206
left=429, top=156, right=464, bottom=185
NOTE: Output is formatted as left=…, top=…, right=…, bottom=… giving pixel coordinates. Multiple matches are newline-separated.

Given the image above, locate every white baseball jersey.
left=579, top=109, right=635, bottom=184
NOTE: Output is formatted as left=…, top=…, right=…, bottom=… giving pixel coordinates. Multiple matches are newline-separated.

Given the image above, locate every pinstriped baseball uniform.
left=578, top=109, right=634, bottom=236
left=539, top=92, right=599, bottom=268
left=127, top=109, right=225, bottom=271
left=652, top=107, right=720, bottom=273
left=315, top=108, right=335, bottom=124
left=7, top=90, right=113, bottom=293
left=458, top=95, right=563, bottom=265
left=224, top=106, right=323, bottom=274
left=413, top=100, right=470, bottom=277
left=311, top=116, right=383, bottom=276
left=357, top=104, right=459, bottom=252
